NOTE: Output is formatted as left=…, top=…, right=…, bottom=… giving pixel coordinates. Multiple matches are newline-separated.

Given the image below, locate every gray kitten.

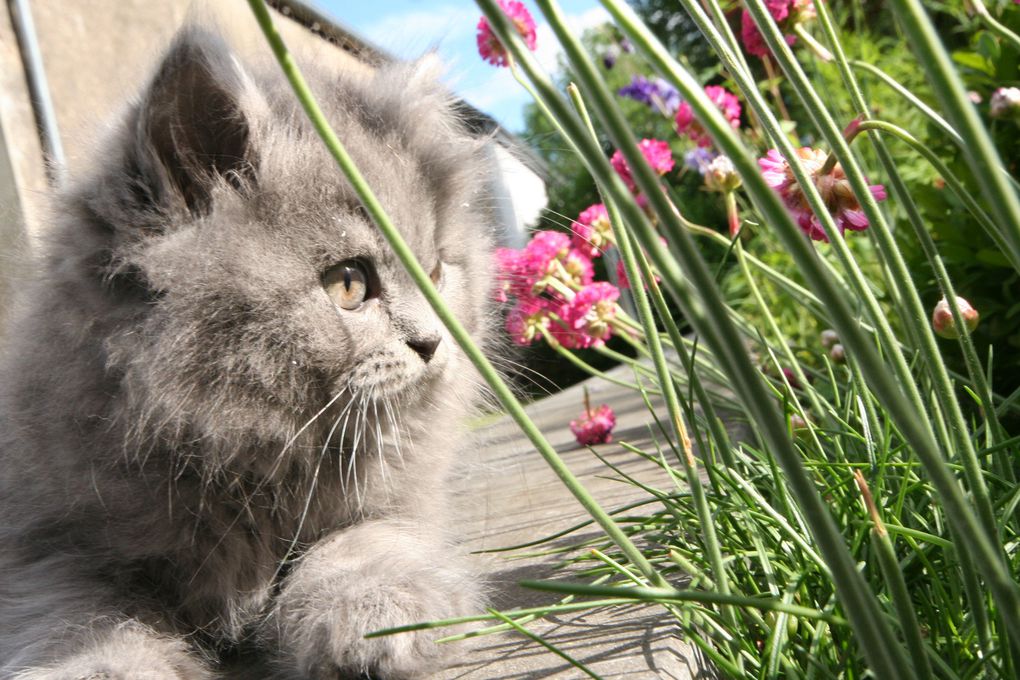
left=0, top=26, right=495, bottom=680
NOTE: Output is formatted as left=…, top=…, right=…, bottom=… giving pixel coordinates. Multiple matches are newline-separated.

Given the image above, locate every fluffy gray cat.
left=0, top=26, right=495, bottom=680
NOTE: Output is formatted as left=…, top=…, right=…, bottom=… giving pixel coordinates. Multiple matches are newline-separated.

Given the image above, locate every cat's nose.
left=407, top=334, right=441, bottom=363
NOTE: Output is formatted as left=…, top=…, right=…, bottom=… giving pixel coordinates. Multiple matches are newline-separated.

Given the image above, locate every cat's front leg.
left=8, top=619, right=213, bottom=680
left=269, top=519, right=480, bottom=680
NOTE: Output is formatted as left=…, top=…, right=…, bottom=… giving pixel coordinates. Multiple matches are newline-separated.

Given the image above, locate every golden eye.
left=430, top=261, right=443, bottom=285
left=323, top=260, right=370, bottom=311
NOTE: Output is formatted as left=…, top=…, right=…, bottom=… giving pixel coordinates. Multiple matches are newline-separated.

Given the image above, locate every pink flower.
left=740, top=2, right=803, bottom=59
left=570, top=402, right=617, bottom=446
left=759, top=147, right=886, bottom=242
left=505, top=296, right=555, bottom=346
left=494, top=247, right=523, bottom=302
left=614, top=237, right=666, bottom=289
left=570, top=203, right=613, bottom=258
left=611, top=138, right=675, bottom=192
left=932, top=296, right=980, bottom=339
left=494, top=230, right=595, bottom=302
left=477, top=0, right=537, bottom=67
left=675, top=85, right=742, bottom=148
left=552, top=282, right=620, bottom=349
left=990, top=87, right=1020, bottom=119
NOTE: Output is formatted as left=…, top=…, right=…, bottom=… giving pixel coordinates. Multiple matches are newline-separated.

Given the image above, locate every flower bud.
left=829, top=343, right=845, bottom=364
left=932, top=295, right=980, bottom=339
left=820, top=329, right=839, bottom=348
left=703, top=155, right=742, bottom=193
left=990, top=87, right=1020, bottom=119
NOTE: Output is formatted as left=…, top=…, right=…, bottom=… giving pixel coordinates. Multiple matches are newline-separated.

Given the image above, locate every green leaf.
left=952, top=50, right=994, bottom=75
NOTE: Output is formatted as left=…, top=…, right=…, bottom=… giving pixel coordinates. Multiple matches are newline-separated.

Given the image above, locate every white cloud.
left=533, top=6, right=612, bottom=74
left=359, top=4, right=478, bottom=57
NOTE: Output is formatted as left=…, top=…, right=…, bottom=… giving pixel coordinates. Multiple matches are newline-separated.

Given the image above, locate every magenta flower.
left=614, top=237, right=666, bottom=289
left=552, top=282, right=620, bottom=349
left=571, top=203, right=613, bottom=258
left=494, top=230, right=594, bottom=302
left=740, top=0, right=806, bottom=59
left=759, top=147, right=886, bottom=242
left=477, top=0, right=538, bottom=67
left=611, top=138, right=675, bottom=192
left=570, top=401, right=617, bottom=446
left=675, top=85, right=742, bottom=148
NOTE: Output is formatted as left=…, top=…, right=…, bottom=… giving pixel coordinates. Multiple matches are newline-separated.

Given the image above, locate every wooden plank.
left=438, top=371, right=719, bottom=678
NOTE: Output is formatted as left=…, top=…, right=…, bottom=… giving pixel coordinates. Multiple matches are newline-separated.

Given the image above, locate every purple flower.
left=684, top=148, right=718, bottom=175
left=618, top=75, right=681, bottom=115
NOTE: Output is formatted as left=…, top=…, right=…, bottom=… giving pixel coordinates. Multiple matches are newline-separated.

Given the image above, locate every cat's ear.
left=135, top=28, right=257, bottom=215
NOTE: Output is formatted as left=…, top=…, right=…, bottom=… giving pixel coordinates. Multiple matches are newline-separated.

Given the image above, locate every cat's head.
left=68, top=28, right=496, bottom=465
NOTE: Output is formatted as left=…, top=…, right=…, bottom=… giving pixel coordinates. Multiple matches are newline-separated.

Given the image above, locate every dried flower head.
left=759, top=147, right=887, bottom=241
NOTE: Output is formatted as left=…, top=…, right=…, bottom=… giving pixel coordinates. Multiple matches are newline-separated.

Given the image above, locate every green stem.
left=970, top=0, right=1020, bottom=53
left=749, top=0, right=1010, bottom=634
left=887, top=0, right=1020, bottom=269
left=854, top=471, right=934, bottom=680
left=248, top=0, right=665, bottom=589
left=486, top=0, right=912, bottom=675
left=854, top=121, right=1018, bottom=272
left=602, top=0, right=1020, bottom=670
left=792, top=22, right=833, bottom=62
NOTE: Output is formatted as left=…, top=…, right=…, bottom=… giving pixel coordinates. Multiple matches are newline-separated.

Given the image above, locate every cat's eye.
left=430, top=262, right=443, bottom=286
left=323, top=260, right=371, bottom=311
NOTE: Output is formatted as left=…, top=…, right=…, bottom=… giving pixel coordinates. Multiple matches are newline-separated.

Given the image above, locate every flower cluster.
left=571, top=203, right=613, bottom=258
left=619, top=75, right=681, bottom=116
left=759, top=147, right=887, bottom=241
left=497, top=207, right=625, bottom=349
left=570, top=401, right=617, bottom=446
left=476, top=0, right=537, bottom=68
left=675, top=85, right=742, bottom=148
left=740, top=0, right=815, bottom=59
left=611, top=138, right=675, bottom=207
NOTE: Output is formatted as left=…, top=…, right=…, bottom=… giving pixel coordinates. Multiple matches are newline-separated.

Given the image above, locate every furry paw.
left=16, top=623, right=212, bottom=680
left=274, top=565, right=479, bottom=680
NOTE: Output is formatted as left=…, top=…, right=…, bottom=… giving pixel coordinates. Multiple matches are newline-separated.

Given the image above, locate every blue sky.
left=314, top=1, right=608, bottom=132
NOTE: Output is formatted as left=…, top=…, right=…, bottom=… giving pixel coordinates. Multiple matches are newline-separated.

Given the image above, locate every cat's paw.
left=17, top=624, right=212, bottom=680
left=274, top=567, right=479, bottom=680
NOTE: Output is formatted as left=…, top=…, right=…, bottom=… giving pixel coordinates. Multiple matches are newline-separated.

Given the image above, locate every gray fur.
left=0, top=27, right=494, bottom=679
